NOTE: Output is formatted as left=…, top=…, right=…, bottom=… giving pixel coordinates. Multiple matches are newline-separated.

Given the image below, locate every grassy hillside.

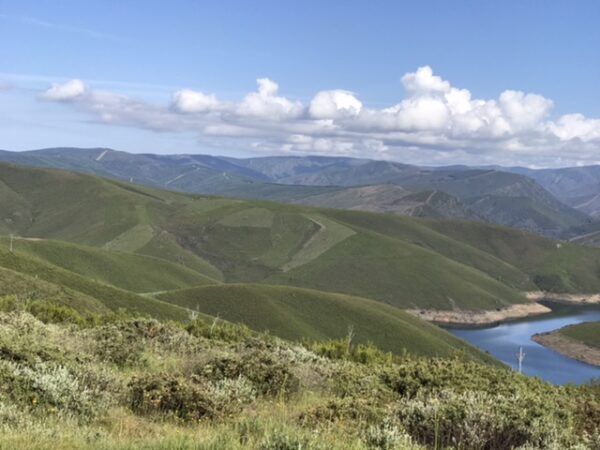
left=0, top=266, right=109, bottom=314
left=157, top=284, right=495, bottom=362
left=0, top=246, right=189, bottom=320
left=559, top=322, right=600, bottom=349
left=267, top=232, right=527, bottom=310
left=0, top=236, right=218, bottom=293
left=2, top=161, right=600, bottom=311
left=0, top=226, right=499, bottom=362
left=421, top=219, right=600, bottom=293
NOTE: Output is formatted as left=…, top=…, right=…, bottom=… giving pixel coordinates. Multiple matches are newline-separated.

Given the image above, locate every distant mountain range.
left=0, top=147, right=597, bottom=240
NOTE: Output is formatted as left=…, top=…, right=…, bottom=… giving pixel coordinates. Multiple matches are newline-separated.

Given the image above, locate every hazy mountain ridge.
left=0, top=148, right=593, bottom=238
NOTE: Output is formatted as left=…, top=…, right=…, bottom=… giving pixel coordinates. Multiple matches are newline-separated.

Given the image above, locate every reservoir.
left=448, top=303, right=600, bottom=385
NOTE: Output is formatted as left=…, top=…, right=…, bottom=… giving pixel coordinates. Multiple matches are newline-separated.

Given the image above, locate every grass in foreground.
left=0, top=297, right=598, bottom=450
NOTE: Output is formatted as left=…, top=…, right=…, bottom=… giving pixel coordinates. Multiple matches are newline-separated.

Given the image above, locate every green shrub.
left=186, top=317, right=254, bottom=343
left=299, top=397, right=385, bottom=426
left=395, top=389, right=575, bottom=450
left=200, top=351, right=300, bottom=397
left=307, top=339, right=394, bottom=366
left=91, top=321, right=153, bottom=367
left=363, top=419, right=414, bottom=450
left=0, top=296, right=20, bottom=313
left=259, top=427, right=323, bottom=450
left=26, top=301, right=85, bottom=325
left=0, top=360, right=102, bottom=420
left=128, top=374, right=214, bottom=422
left=127, top=373, right=255, bottom=422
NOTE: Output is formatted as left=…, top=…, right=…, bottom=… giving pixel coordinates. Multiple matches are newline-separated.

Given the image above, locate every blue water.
left=448, top=304, right=600, bottom=384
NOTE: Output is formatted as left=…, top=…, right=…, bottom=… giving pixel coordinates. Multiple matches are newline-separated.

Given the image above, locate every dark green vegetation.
left=0, top=305, right=598, bottom=449
left=0, top=148, right=593, bottom=237
left=559, top=322, right=600, bottom=349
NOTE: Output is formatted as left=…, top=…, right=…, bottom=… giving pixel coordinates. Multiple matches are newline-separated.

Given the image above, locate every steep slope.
left=0, top=265, right=109, bottom=314
left=421, top=219, right=600, bottom=293
left=508, top=165, right=600, bottom=217
left=0, top=237, right=218, bottom=293
left=398, top=169, right=590, bottom=237
left=0, top=245, right=190, bottom=320
left=157, top=284, right=491, bottom=360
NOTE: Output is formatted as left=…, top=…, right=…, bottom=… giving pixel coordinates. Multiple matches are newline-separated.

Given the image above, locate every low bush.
left=186, top=317, right=255, bottom=343
left=258, top=427, right=323, bottom=450
left=127, top=373, right=255, bottom=422
left=363, top=419, right=414, bottom=450
left=306, top=339, right=394, bottom=366
left=395, top=389, right=575, bottom=450
left=299, top=397, right=386, bottom=426
left=0, top=360, right=102, bottom=421
left=26, top=301, right=86, bottom=325
left=200, top=351, right=300, bottom=398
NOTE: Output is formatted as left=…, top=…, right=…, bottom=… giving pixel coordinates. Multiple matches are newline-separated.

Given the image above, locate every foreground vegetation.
left=0, top=297, right=598, bottom=450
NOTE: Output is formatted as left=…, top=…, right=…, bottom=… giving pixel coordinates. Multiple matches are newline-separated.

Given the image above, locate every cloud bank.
left=38, top=66, right=600, bottom=166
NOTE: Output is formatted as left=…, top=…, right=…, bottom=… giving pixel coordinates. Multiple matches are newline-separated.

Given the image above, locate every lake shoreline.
left=525, top=291, right=600, bottom=305
left=447, top=305, right=600, bottom=384
left=410, top=292, right=600, bottom=327
left=532, top=332, right=600, bottom=368
left=407, top=302, right=551, bottom=328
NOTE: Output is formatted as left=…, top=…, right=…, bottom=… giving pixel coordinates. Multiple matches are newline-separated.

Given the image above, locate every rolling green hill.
left=2, top=161, right=600, bottom=311
left=0, top=245, right=190, bottom=320
left=0, top=236, right=218, bottom=293
left=0, top=266, right=109, bottom=314
left=157, top=283, right=494, bottom=362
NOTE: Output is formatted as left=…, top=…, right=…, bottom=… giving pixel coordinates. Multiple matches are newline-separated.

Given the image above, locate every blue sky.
left=1, top=0, right=599, bottom=167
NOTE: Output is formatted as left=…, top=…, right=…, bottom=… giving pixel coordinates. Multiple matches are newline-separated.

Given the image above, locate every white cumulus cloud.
left=37, top=67, right=600, bottom=166
left=171, top=89, right=220, bottom=113
left=237, top=78, right=303, bottom=120
left=309, top=90, right=362, bottom=119
left=41, top=79, right=87, bottom=101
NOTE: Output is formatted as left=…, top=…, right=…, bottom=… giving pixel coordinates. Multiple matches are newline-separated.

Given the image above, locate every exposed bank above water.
left=408, top=302, right=551, bottom=327
left=533, top=331, right=600, bottom=368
